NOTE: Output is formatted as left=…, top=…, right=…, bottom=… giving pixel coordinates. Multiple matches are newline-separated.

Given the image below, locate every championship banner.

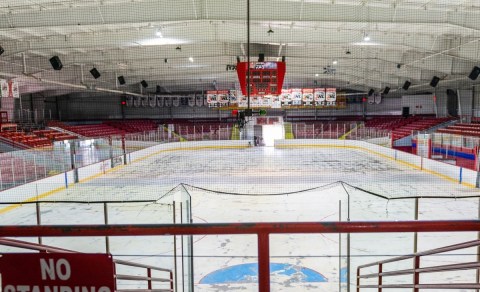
left=172, top=96, right=180, bottom=107
left=195, top=94, right=203, bottom=107
left=217, top=90, right=229, bottom=104
left=229, top=90, right=239, bottom=105
left=188, top=94, right=195, bottom=107
left=238, top=94, right=248, bottom=108
left=251, top=95, right=260, bottom=107
left=207, top=90, right=218, bottom=107
left=314, top=88, right=325, bottom=105
left=326, top=88, right=337, bottom=105
left=302, top=88, right=314, bottom=106
left=291, top=88, right=302, bottom=105
left=141, top=96, right=148, bottom=107
left=156, top=95, right=164, bottom=107
left=9, top=80, right=19, bottom=98
left=271, top=95, right=281, bottom=108
left=0, top=79, right=8, bottom=98
left=236, top=61, right=286, bottom=96
left=148, top=94, right=156, bottom=107
left=280, top=89, right=292, bottom=106
left=126, top=95, right=133, bottom=107
left=164, top=96, right=172, bottom=107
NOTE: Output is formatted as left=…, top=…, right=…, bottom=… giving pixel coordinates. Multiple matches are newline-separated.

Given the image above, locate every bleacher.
left=61, top=124, right=126, bottom=138
left=365, top=116, right=451, bottom=140
left=437, top=123, right=480, bottom=137
left=175, top=122, right=234, bottom=140
left=0, top=131, right=51, bottom=148
left=32, top=129, right=78, bottom=142
left=105, top=120, right=158, bottom=133
left=292, top=121, right=352, bottom=139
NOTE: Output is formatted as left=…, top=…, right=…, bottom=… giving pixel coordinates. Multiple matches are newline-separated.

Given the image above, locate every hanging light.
left=267, top=26, right=274, bottom=36
left=155, top=30, right=163, bottom=37
left=363, top=33, right=371, bottom=42
left=333, top=60, right=338, bottom=65
left=189, top=57, right=194, bottom=62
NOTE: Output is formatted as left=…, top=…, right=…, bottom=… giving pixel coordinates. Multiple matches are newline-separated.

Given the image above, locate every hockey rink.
left=1, top=144, right=480, bottom=291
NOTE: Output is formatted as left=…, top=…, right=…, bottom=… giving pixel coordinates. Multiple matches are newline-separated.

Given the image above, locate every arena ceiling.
left=1, top=0, right=480, bottom=97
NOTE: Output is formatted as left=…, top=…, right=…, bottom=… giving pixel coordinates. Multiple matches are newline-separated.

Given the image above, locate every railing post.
left=356, top=266, right=360, bottom=292
left=413, top=255, right=420, bottom=292
left=378, top=263, right=382, bottom=292
left=258, top=232, right=270, bottom=292
left=170, top=271, right=174, bottom=292
left=147, top=267, right=152, bottom=290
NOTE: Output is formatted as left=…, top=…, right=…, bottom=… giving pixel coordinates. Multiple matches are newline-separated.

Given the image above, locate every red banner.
left=236, top=61, right=286, bottom=96
left=0, top=253, right=116, bottom=292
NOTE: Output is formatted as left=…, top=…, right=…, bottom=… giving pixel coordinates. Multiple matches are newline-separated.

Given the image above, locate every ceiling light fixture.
left=333, top=60, right=338, bottom=65
left=267, top=26, right=274, bottom=36
left=315, top=73, right=319, bottom=77
left=155, top=30, right=163, bottom=37
left=189, top=57, right=194, bottom=62
left=363, top=33, right=371, bottom=42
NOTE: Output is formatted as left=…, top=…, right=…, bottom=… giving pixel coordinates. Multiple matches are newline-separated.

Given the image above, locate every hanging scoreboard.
left=236, top=61, right=286, bottom=96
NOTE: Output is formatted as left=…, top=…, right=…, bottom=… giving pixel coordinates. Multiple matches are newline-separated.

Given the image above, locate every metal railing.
left=357, top=239, right=480, bottom=291
left=0, top=237, right=174, bottom=292
left=1, top=220, right=480, bottom=292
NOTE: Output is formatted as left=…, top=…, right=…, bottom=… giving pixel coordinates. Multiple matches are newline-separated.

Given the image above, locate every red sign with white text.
left=0, top=253, right=116, bottom=292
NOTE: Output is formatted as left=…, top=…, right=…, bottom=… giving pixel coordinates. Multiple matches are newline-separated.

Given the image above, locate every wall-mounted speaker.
left=468, top=66, right=480, bottom=80
left=430, top=76, right=440, bottom=87
left=258, top=53, right=265, bottom=62
left=141, top=80, right=148, bottom=88
left=402, top=81, right=411, bottom=90
left=117, top=76, right=126, bottom=85
left=90, top=68, right=101, bottom=79
left=368, top=89, right=374, bottom=96
left=49, top=56, right=63, bottom=70
left=0, top=46, right=4, bottom=56
left=383, top=87, right=390, bottom=95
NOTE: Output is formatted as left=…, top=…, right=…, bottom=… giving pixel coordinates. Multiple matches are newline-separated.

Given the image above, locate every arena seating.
left=32, top=129, right=78, bottom=142
left=365, top=116, right=451, bottom=140
left=105, top=120, right=158, bottom=133
left=59, top=124, right=126, bottom=138
left=174, top=122, right=234, bottom=140
left=436, top=123, right=480, bottom=137
left=292, top=121, right=352, bottom=139
left=0, top=131, right=51, bottom=148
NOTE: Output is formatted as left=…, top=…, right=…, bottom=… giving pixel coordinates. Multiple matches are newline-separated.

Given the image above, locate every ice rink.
left=1, top=144, right=479, bottom=291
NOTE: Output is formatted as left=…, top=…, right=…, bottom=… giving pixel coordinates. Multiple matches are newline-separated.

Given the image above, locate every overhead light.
left=155, top=30, right=163, bottom=37
left=315, top=73, right=319, bottom=77
left=363, top=34, right=371, bottom=42
left=332, top=60, right=338, bottom=65
left=189, top=57, right=194, bottom=62
left=267, top=26, right=274, bottom=36
left=176, top=46, right=181, bottom=51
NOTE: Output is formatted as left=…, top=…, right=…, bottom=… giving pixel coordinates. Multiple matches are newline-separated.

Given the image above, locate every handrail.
left=1, top=220, right=480, bottom=292
left=356, top=238, right=480, bottom=291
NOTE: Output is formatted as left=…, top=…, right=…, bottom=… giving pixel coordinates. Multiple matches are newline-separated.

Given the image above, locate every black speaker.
left=90, top=68, right=101, bottom=79
left=402, top=80, right=411, bottom=90
left=141, top=80, right=148, bottom=88
left=0, top=46, right=4, bottom=56
left=281, top=56, right=286, bottom=62
left=49, top=56, right=63, bottom=70
left=430, top=76, right=440, bottom=87
left=383, top=87, right=390, bottom=95
left=368, top=89, right=374, bottom=96
left=258, top=53, right=265, bottom=62
left=117, top=76, right=126, bottom=85
left=468, top=66, right=480, bottom=80
left=402, top=107, right=410, bottom=118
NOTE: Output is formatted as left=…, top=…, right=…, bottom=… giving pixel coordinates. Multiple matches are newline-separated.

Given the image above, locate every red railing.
left=0, top=238, right=174, bottom=292
left=356, top=239, right=480, bottom=291
left=1, top=220, right=480, bottom=292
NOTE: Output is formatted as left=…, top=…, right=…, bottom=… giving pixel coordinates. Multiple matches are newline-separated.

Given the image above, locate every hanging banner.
left=207, top=91, right=218, bottom=107
left=291, top=88, right=303, bottom=105
left=148, top=94, right=156, bottom=107
left=133, top=96, right=141, bottom=107
left=280, top=89, right=292, bottom=106
left=195, top=93, right=203, bottom=107
left=164, top=96, right=172, bottom=107
left=126, top=95, right=133, bottom=107
left=0, top=79, right=8, bottom=98
left=229, top=90, right=239, bottom=105
left=325, top=88, right=337, bottom=105
left=217, top=90, right=229, bottom=104
left=188, top=94, right=195, bottom=107
left=271, top=95, right=281, bottom=108
left=141, top=96, right=148, bottom=107
left=9, top=80, right=20, bottom=98
left=156, top=95, right=164, bottom=108
left=238, top=94, right=248, bottom=108
left=172, top=96, right=180, bottom=107
left=314, top=88, right=326, bottom=106
left=302, top=88, right=314, bottom=106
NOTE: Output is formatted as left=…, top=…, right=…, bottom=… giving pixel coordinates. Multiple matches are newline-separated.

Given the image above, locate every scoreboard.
left=236, top=61, right=286, bottom=96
